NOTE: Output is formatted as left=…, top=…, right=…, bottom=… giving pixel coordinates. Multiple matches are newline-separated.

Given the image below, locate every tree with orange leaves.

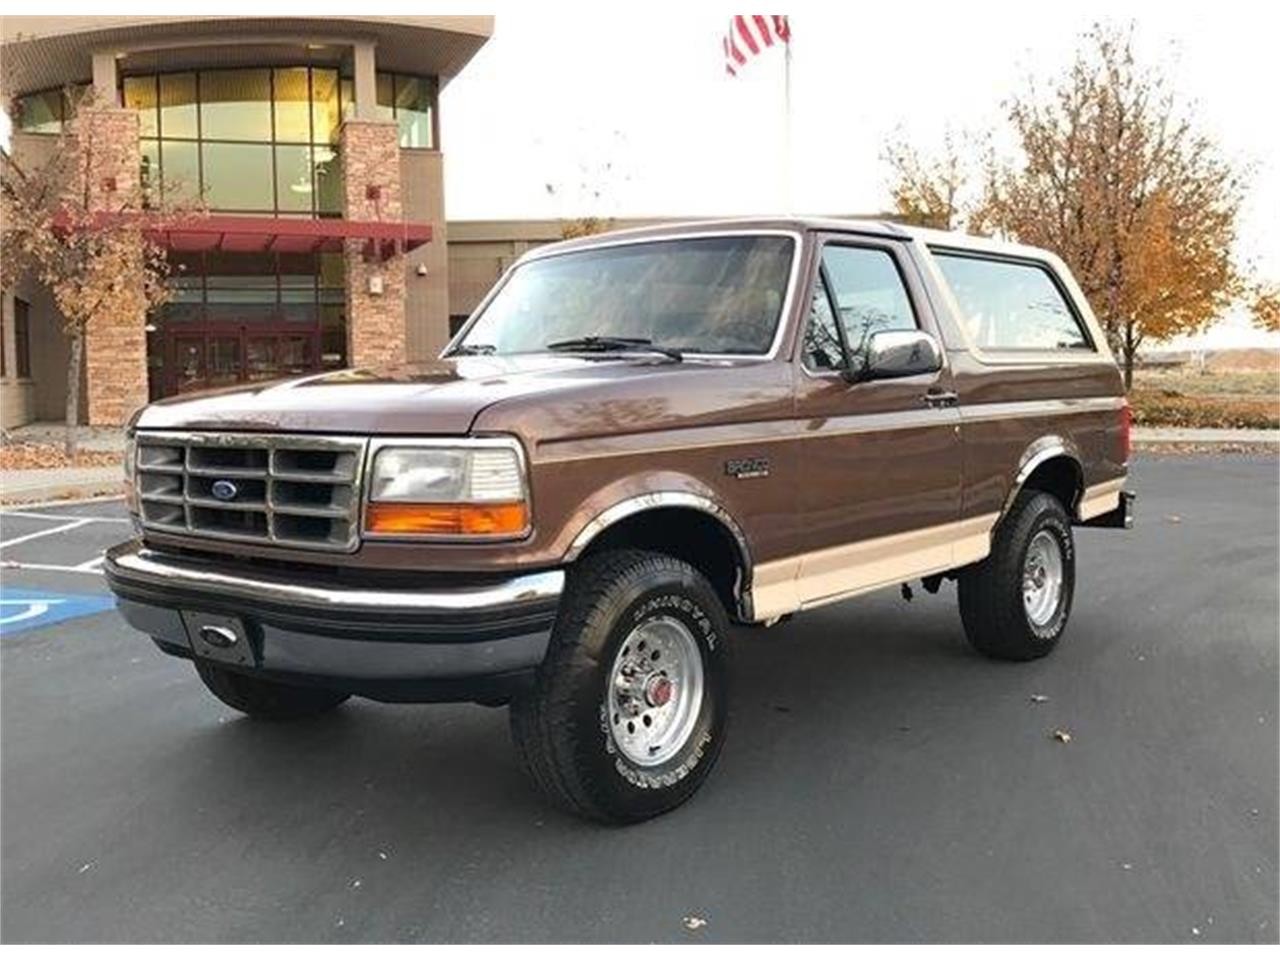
left=886, top=24, right=1247, bottom=387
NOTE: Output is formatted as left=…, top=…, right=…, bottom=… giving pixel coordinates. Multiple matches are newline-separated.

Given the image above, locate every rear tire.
left=958, top=490, right=1075, bottom=661
left=194, top=661, right=349, bottom=720
left=509, top=549, right=730, bottom=823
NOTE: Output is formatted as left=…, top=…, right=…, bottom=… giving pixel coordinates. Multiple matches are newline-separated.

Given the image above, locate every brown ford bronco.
left=105, top=218, right=1133, bottom=822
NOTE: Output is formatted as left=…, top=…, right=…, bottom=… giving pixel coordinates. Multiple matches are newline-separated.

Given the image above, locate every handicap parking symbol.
left=0, top=588, right=116, bottom=636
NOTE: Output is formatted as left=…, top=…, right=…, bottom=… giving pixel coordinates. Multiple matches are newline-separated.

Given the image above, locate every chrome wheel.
left=606, top=616, right=705, bottom=767
left=1022, top=530, right=1064, bottom=627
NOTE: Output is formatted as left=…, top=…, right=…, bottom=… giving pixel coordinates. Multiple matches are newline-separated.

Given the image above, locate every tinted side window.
left=933, top=252, right=1092, bottom=351
left=822, top=246, right=917, bottom=354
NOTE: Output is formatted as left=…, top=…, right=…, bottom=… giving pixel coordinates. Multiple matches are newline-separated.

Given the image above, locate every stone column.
left=75, top=105, right=149, bottom=425
left=340, top=118, right=407, bottom=369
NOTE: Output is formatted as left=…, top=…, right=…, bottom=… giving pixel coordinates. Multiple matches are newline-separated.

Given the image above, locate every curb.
left=0, top=487, right=125, bottom=507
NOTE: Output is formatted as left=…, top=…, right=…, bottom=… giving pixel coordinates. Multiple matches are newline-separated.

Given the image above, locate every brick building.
left=1, top=16, right=491, bottom=428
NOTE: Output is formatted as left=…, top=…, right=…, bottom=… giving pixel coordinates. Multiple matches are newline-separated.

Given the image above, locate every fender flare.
left=563, top=491, right=755, bottom=616
left=564, top=491, right=753, bottom=566
left=999, top=435, right=1085, bottom=523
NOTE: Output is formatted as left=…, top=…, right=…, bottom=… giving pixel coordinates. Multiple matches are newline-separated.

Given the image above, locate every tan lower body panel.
left=749, top=512, right=999, bottom=622
left=1077, top=478, right=1126, bottom=521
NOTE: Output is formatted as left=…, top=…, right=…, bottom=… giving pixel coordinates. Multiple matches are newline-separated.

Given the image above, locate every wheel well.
left=1020, top=455, right=1084, bottom=515
left=577, top=507, right=747, bottom=620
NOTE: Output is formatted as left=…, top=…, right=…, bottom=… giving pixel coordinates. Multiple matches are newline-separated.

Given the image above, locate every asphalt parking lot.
left=1, top=454, right=1276, bottom=944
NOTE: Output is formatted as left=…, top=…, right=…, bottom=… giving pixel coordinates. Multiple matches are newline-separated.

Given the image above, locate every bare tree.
left=882, top=129, right=981, bottom=231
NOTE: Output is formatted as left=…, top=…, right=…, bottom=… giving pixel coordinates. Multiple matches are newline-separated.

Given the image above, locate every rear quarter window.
left=932, top=251, right=1093, bottom=352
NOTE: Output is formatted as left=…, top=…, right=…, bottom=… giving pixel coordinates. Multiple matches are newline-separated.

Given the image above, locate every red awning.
left=145, top=215, right=432, bottom=260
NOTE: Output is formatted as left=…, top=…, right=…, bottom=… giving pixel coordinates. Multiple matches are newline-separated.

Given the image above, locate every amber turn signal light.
left=365, top=501, right=529, bottom=537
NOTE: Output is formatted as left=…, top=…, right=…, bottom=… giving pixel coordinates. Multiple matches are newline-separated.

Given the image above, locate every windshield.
left=451, top=235, right=795, bottom=356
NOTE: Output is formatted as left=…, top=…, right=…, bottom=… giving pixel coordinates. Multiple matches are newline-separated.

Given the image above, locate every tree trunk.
left=1122, top=323, right=1137, bottom=391
left=65, top=329, right=84, bottom=460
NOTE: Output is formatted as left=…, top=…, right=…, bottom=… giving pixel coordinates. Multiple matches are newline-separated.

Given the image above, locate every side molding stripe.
left=749, top=512, right=999, bottom=622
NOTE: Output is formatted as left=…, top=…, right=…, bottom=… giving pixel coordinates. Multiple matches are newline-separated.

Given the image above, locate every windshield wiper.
left=450, top=343, right=497, bottom=356
left=545, top=335, right=683, bottom=362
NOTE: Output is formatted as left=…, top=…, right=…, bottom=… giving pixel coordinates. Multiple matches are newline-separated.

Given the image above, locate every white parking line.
left=0, top=510, right=130, bottom=524
left=0, top=519, right=94, bottom=550
left=75, top=554, right=107, bottom=572
left=0, top=561, right=104, bottom=577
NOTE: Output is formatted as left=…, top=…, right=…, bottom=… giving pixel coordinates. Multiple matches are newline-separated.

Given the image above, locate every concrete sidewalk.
left=0, top=466, right=122, bottom=504
left=1133, top=427, right=1278, bottom=445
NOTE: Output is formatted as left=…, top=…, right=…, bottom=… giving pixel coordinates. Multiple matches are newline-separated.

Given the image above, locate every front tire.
left=509, top=549, right=730, bottom=823
left=958, top=490, right=1076, bottom=661
left=194, top=661, right=350, bottom=720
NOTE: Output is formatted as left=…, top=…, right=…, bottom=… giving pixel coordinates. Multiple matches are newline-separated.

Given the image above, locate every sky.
left=437, top=1, right=1277, bottom=347
left=4, top=2, right=1276, bottom=347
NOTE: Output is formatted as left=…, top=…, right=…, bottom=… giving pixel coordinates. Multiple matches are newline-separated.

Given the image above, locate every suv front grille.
left=135, top=431, right=368, bottom=552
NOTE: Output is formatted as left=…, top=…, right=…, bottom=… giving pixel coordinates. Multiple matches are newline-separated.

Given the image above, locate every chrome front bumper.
left=104, top=540, right=564, bottom=699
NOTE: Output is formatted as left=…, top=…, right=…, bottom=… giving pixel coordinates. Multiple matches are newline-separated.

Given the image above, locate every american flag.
left=722, top=15, right=791, bottom=77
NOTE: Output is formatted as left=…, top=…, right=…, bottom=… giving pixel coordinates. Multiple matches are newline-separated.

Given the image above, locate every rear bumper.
left=103, top=540, right=563, bottom=701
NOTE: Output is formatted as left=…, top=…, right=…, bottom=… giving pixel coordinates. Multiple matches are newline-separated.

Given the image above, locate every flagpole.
left=782, top=32, right=792, bottom=215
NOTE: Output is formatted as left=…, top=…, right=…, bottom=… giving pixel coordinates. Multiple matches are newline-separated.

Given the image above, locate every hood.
left=134, top=355, right=715, bottom=435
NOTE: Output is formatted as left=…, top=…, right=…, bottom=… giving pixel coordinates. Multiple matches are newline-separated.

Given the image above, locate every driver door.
left=790, top=235, right=964, bottom=606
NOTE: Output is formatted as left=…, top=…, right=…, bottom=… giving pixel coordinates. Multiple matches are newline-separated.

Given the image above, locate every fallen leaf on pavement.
left=683, top=916, right=708, bottom=931
left=1030, top=694, right=1050, bottom=703
left=1052, top=729, right=1072, bottom=743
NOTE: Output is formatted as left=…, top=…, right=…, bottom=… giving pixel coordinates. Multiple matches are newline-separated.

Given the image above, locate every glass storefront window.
left=14, top=83, right=93, bottom=133
left=200, top=68, right=272, bottom=141
left=123, top=77, right=159, bottom=137
left=160, top=140, right=201, bottom=205
left=313, top=146, right=343, bottom=216
left=158, top=73, right=198, bottom=139
left=373, top=72, right=438, bottom=148
left=273, top=67, right=311, bottom=143
left=339, top=77, right=355, bottom=124
left=15, top=90, right=63, bottom=134
left=319, top=252, right=345, bottom=290
left=201, top=142, right=274, bottom=211
left=394, top=75, right=434, bottom=149
left=122, top=67, right=344, bottom=216
left=275, top=144, right=314, bottom=214
left=311, top=68, right=340, bottom=144
left=320, top=304, right=347, bottom=369
left=139, top=139, right=160, bottom=208
left=374, top=72, right=396, bottom=124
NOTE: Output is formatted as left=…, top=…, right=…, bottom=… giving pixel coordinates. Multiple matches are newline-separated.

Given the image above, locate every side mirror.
left=844, top=329, right=943, bottom=383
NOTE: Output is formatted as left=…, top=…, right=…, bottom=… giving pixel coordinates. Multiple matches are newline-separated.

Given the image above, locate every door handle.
left=922, top=390, right=959, bottom=409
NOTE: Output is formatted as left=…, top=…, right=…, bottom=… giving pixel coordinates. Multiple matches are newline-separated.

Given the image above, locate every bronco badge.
left=725, top=456, right=770, bottom=480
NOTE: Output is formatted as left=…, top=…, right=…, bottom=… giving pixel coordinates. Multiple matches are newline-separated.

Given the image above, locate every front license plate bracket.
left=181, top=610, right=255, bottom=667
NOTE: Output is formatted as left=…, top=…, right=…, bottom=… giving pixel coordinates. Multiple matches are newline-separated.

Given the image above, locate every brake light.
left=1119, top=400, right=1132, bottom=463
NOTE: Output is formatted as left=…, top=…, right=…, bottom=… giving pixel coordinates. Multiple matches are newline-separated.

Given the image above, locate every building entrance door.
left=161, top=325, right=320, bottom=396
left=149, top=249, right=343, bottom=399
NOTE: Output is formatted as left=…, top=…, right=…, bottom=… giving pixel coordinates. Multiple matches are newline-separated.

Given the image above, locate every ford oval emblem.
left=210, top=479, right=239, bottom=502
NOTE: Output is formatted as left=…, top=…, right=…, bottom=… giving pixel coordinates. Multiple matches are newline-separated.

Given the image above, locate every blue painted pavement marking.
left=0, top=587, right=117, bottom=637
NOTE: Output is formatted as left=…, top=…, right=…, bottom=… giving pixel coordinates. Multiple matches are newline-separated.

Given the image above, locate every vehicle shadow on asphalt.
left=148, top=588, right=991, bottom=834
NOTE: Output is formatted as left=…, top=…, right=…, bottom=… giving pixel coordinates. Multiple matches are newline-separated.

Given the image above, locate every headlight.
left=364, top=441, right=530, bottom=538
